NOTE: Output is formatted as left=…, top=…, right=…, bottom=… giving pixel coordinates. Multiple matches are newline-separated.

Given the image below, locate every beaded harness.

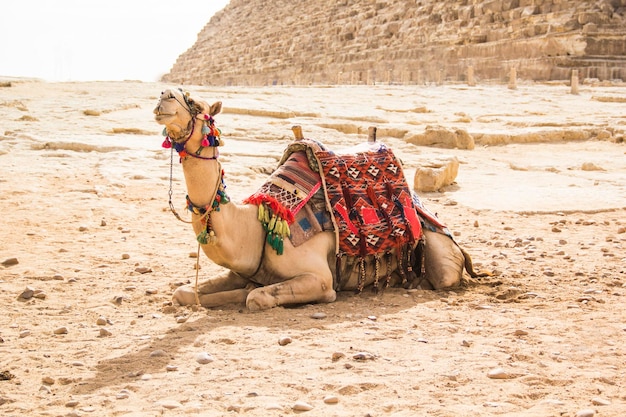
left=161, top=90, right=229, bottom=245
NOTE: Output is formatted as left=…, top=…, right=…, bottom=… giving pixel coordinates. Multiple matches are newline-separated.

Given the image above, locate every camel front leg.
left=246, top=273, right=336, bottom=311
left=173, top=270, right=252, bottom=307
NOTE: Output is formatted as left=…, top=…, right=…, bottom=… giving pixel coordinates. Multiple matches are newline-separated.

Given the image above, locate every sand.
left=0, top=79, right=625, bottom=416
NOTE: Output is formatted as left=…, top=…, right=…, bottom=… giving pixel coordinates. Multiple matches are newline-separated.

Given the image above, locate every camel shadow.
left=71, top=286, right=471, bottom=396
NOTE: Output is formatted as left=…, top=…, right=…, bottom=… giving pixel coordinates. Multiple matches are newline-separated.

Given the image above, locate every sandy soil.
left=1, top=80, right=625, bottom=416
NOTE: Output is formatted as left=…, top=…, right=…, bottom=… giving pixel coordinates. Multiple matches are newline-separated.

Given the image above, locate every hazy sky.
left=0, top=0, right=229, bottom=81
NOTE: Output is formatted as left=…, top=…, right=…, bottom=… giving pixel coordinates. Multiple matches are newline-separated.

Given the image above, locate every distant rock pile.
left=164, top=0, right=626, bottom=86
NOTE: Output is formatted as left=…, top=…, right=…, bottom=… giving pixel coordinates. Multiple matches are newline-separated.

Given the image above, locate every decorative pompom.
left=161, top=137, right=172, bottom=149
left=202, top=124, right=210, bottom=135
left=162, top=127, right=168, bottom=136
left=204, top=114, right=210, bottom=120
left=201, top=137, right=209, bottom=147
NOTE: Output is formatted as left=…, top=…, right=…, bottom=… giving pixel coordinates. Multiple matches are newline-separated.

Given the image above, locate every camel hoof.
left=246, top=289, right=275, bottom=311
left=172, top=285, right=197, bottom=306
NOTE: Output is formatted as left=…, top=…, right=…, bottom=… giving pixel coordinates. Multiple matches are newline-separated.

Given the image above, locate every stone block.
left=413, top=156, right=460, bottom=192
left=406, top=126, right=475, bottom=150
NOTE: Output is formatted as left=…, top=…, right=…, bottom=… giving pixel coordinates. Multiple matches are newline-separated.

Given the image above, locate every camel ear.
left=209, top=101, right=222, bottom=116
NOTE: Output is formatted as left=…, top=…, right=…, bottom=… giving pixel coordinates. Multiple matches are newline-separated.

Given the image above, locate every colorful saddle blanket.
left=245, top=139, right=423, bottom=258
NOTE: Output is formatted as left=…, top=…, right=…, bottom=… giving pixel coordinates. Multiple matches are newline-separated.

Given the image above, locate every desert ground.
left=0, top=79, right=625, bottom=417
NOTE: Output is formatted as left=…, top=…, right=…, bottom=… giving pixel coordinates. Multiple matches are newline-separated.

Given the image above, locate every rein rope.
left=162, top=110, right=227, bottom=308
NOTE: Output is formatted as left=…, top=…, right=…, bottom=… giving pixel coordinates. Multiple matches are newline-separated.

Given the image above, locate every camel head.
left=154, top=89, right=222, bottom=140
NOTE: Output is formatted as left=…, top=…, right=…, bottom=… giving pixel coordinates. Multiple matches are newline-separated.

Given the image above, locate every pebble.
left=310, top=312, right=326, bottom=319
left=331, top=352, right=345, bottom=362
left=53, top=326, right=68, bottom=335
left=150, top=349, right=167, bottom=357
left=278, top=336, right=292, bottom=346
left=487, top=368, right=512, bottom=379
left=96, top=317, right=108, bottom=326
left=292, top=400, right=314, bottom=411
left=166, top=365, right=178, bottom=372
left=141, top=374, right=152, bottom=381
left=145, top=288, right=158, bottom=295
left=42, top=376, right=55, bottom=385
left=576, top=409, right=596, bottom=417
left=116, top=391, right=130, bottom=400
left=121, top=253, right=130, bottom=260
left=134, top=267, right=152, bottom=274
left=99, top=328, right=112, bottom=337
left=1, top=257, right=19, bottom=266
left=160, top=400, right=182, bottom=409
left=195, top=352, right=214, bottom=364
left=591, top=397, right=610, bottom=406
left=65, top=400, right=79, bottom=407
left=39, top=385, right=51, bottom=394
left=323, top=395, right=339, bottom=404
left=176, top=316, right=188, bottom=323
left=19, top=330, right=30, bottom=338
left=353, top=352, right=375, bottom=361
left=19, top=287, right=35, bottom=300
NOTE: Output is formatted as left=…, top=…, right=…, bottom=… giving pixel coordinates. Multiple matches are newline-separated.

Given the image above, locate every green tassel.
left=197, top=229, right=208, bottom=245
left=277, top=237, right=284, bottom=255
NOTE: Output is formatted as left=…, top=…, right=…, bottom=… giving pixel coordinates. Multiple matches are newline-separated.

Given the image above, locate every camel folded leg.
left=246, top=273, right=336, bottom=311
left=172, top=271, right=252, bottom=307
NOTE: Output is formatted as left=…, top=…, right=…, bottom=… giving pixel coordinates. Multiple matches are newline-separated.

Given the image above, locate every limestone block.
left=413, top=156, right=460, bottom=192
left=406, top=126, right=475, bottom=150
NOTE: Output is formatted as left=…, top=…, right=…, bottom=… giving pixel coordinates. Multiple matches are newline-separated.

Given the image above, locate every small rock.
left=19, top=287, right=35, bottom=300
left=331, top=352, right=345, bottom=362
left=39, top=385, right=51, bottom=394
left=591, top=397, right=611, bottom=406
left=141, top=374, right=152, bottom=381
left=323, top=395, right=339, bottom=404
left=2, top=258, right=18, bottom=266
left=576, top=409, right=596, bottom=417
left=65, top=400, right=79, bottom=407
left=96, top=317, right=107, bottom=326
left=278, top=336, right=292, bottom=346
left=100, top=219, right=107, bottom=226
left=134, top=267, right=152, bottom=274
left=78, top=226, right=88, bottom=232
left=292, top=400, right=314, bottom=411
left=19, top=330, right=30, bottom=338
left=552, top=227, right=562, bottom=233
left=310, top=312, right=327, bottom=319
left=42, top=376, right=55, bottom=385
left=33, top=291, right=47, bottom=299
left=367, top=315, right=377, bottom=321
left=150, top=349, right=167, bottom=357
left=165, top=365, right=178, bottom=372
left=160, top=400, right=182, bottom=409
left=116, top=391, right=130, bottom=400
left=53, top=326, right=68, bottom=335
left=195, top=352, right=214, bottom=364
left=145, top=288, right=158, bottom=295
left=176, top=316, right=188, bottom=323
left=99, top=328, right=112, bottom=337
left=121, top=253, right=130, bottom=260
left=353, top=352, right=375, bottom=361
left=514, top=329, right=529, bottom=336
left=461, top=340, right=472, bottom=347
left=487, top=368, right=511, bottom=379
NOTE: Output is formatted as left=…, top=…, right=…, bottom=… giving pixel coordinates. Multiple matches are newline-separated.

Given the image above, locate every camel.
left=154, top=88, right=477, bottom=311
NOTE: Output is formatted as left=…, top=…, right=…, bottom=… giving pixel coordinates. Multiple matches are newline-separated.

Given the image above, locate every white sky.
left=0, top=0, right=229, bottom=81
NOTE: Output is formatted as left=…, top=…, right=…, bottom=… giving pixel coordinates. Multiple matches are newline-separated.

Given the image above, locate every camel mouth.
left=154, top=113, right=176, bottom=123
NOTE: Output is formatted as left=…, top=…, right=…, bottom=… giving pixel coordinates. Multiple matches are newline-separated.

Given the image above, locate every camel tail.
left=460, top=247, right=492, bottom=278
